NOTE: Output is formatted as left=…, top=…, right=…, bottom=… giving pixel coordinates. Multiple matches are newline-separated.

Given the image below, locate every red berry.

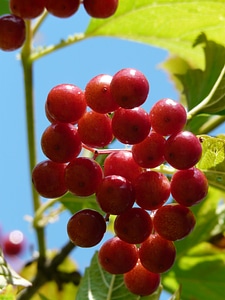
left=67, top=209, right=106, bottom=247
left=0, top=14, right=26, bottom=51
left=41, top=122, right=82, bottom=163
left=10, top=0, right=45, bottom=19
left=112, top=107, right=151, bottom=144
left=85, top=74, right=119, bottom=114
left=3, top=230, right=26, bottom=256
left=78, top=111, right=113, bottom=148
left=98, top=236, right=138, bottom=274
left=153, top=204, right=196, bottom=241
left=65, top=157, right=103, bottom=196
left=114, top=207, right=153, bottom=244
left=103, top=150, right=142, bottom=185
left=171, top=168, right=208, bottom=207
left=139, top=234, right=176, bottom=273
left=46, top=84, right=86, bottom=124
left=96, top=175, right=135, bottom=215
left=45, top=0, right=80, bottom=18
left=83, top=0, right=119, bottom=18
left=134, top=171, right=171, bottom=210
left=132, top=131, right=166, bottom=168
left=149, top=98, right=187, bottom=136
left=110, top=68, right=149, bottom=109
left=124, top=260, right=160, bottom=296
left=164, top=131, right=202, bottom=170
left=32, top=160, right=67, bottom=198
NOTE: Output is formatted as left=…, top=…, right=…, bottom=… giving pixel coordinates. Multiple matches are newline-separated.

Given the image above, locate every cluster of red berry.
left=32, top=67, right=208, bottom=296
left=0, top=0, right=119, bottom=51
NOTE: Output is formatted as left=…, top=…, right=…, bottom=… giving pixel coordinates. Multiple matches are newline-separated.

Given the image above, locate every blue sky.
left=0, top=5, right=203, bottom=299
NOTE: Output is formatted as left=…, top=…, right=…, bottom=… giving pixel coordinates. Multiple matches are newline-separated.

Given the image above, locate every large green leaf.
left=76, top=252, right=162, bottom=300
left=85, top=0, right=225, bottom=67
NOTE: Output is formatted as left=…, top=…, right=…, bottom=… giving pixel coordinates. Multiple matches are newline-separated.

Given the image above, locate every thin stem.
left=187, top=65, right=225, bottom=119
left=197, top=115, right=225, bottom=134
left=32, top=9, right=49, bottom=36
left=21, top=20, right=46, bottom=259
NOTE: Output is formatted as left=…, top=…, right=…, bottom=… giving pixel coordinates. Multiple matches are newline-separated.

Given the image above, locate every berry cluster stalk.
left=20, top=20, right=46, bottom=261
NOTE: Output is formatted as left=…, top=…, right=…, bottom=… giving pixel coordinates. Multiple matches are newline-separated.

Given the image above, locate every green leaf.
left=162, top=243, right=225, bottom=300
left=76, top=252, right=161, bottom=300
left=0, top=250, right=31, bottom=293
left=0, top=0, right=10, bottom=15
left=38, top=294, right=51, bottom=300
left=85, top=0, right=225, bottom=67
left=197, top=135, right=225, bottom=190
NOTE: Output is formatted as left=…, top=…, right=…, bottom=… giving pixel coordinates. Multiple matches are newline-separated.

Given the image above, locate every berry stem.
left=32, top=9, right=49, bottom=36
left=30, top=32, right=86, bottom=62
left=21, top=20, right=46, bottom=260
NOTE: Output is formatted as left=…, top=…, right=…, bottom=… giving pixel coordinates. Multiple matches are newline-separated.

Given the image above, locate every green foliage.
left=85, top=0, right=225, bottom=67
left=0, top=0, right=10, bottom=15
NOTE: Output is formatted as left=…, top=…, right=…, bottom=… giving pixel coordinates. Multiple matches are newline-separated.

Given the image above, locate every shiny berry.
left=45, top=0, right=80, bottom=18
left=10, top=0, right=45, bottom=19
left=83, top=0, right=119, bottom=18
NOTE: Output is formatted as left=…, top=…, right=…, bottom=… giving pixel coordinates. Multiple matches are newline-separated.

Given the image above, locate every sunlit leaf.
left=197, top=135, right=225, bottom=190
left=76, top=252, right=161, bottom=300
left=85, top=0, right=225, bottom=67
left=0, top=250, right=31, bottom=293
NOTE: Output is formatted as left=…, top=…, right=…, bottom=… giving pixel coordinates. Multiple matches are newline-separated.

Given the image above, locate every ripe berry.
left=124, top=260, right=161, bottom=296
left=9, top=0, right=45, bottom=19
left=41, top=122, right=82, bottom=163
left=96, top=175, right=135, bottom=215
left=45, top=0, right=80, bottom=18
left=171, top=168, right=208, bottom=207
left=32, top=160, right=67, bottom=198
left=3, top=230, right=26, bottom=256
left=134, top=171, right=171, bottom=211
left=78, top=111, right=113, bottom=148
left=139, top=234, right=176, bottom=273
left=46, top=84, right=86, bottom=124
left=65, top=157, right=103, bottom=196
left=153, top=204, right=196, bottom=241
left=67, top=209, right=106, bottom=247
left=0, top=14, right=26, bottom=51
left=83, top=0, right=119, bottom=18
left=132, top=131, right=166, bottom=168
left=149, top=98, right=187, bottom=136
left=84, top=74, right=119, bottom=114
left=112, top=107, right=151, bottom=144
left=98, top=236, right=138, bottom=274
left=110, top=68, right=149, bottom=109
left=103, top=150, right=142, bottom=185
left=114, top=207, right=153, bottom=244
left=164, top=131, right=202, bottom=169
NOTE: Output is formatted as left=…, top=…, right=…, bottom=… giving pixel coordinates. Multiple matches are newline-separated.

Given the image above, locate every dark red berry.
left=84, top=74, right=119, bottom=114
left=96, top=175, right=135, bottom=215
left=171, top=168, right=208, bottom=206
left=41, top=122, right=82, bottom=163
left=132, top=131, right=166, bottom=168
left=164, top=131, right=202, bottom=170
left=46, top=84, right=86, bottom=124
left=10, top=0, right=45, bottom=19
left=110, top=68, right=149, bottom=109
left=45, top=0, right=80, bottom=18
left=98, top=236, right=138, bottom=274
left=78, top=111, right=113, bottom=148
left=3, top=230, right=26, bottom=256
left=67, top=209, right=106, bottom=247
left=32, top=160, right=68, bottom=198
left=139, top=234, right=176, bottom=273
left=114, top=207, right=153, bottom=244
left=124, top=260, right=161, bottom=296
left=65, top=157, right=103, bottom=196
left=0, top=14, right=25, bottom=51
left=149, top=98, right=187, bottom=136
left=83, top=0, right=119, bottom=18
left=112, top=107, right=151, bottom=144
left=153, top=204, right=196, bottom=241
